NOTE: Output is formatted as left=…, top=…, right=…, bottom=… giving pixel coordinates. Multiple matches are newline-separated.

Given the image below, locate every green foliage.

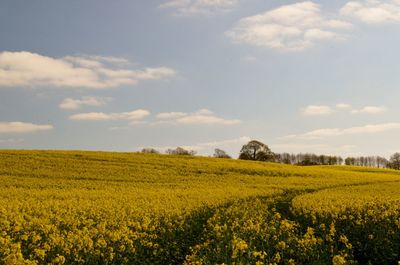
left=239, top=140, right=275, bottom=161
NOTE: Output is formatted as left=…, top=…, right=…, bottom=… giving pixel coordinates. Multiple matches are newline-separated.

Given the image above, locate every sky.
left=1, top=0, right=400, bottom=157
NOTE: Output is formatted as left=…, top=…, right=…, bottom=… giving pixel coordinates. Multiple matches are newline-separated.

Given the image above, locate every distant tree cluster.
left=344, top=156, right=388, bottom=168
left=141, top=140, right=400, bottom=171
left=166, top=147, right=197, bottom=156
left=274, top=153, right=343, bottom=166
left=141, top=147, right=196, bottom=156
left=344, top=153, right=400, bottom=170
left=141, top=148, right=159, bottom=154
left=237, top=140, right=400, bottom=170
left=237, top=140, right=343, bottom=165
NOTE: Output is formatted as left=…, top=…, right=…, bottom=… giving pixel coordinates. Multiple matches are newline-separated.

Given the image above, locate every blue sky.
left=1, top=0, right=400, bottom=157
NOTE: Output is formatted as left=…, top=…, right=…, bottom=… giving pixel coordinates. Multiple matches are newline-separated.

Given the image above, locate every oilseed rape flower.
left=2, top=151, right=400, bottom=264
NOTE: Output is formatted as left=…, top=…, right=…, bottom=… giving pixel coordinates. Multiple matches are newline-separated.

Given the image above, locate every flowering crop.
left=1, top=151, right=400, bottom=264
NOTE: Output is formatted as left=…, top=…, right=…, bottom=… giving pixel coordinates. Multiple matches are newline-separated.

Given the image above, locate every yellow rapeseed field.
left=1, top=150, right=400, bottom=264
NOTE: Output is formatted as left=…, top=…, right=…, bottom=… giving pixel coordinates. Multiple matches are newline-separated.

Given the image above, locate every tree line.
left=140, top=140, right=400, bottom=170
left=237, top=140, right=344, bottom=165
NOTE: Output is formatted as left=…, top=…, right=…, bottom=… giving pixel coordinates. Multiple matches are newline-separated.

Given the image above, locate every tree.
left=166, top=147, right=196, bottom=156
left=280, top=153, right=292, bottom=164
left=388, top=152, right=400, bottom=170
left=213, top=149, right=231, bottom=159
left=319, top=155, right=327, bottom=165
left=238, top=140, right=275, bottom=161
left=376, top=156, right=388, bottom=168
left=141, top=148, right=159, bottom=154
left=297, top=153, right=319, bottom=166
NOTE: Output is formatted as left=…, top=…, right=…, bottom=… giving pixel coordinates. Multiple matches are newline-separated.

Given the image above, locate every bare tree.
left=345, top=157, right=355, bottom=166
left=213, top=149, right=231, bottom=159
left=141, top=148, right=159, bottom=154
left=166, top=147, right=196, bottom=156
left=274, top=153, right=343, bottom=166
left=377, top=156, right=388, bottom=168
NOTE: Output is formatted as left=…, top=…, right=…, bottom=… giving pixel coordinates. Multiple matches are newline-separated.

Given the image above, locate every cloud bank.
left=351, top=106, right=387, bottom=114
left=160, top=0, right=238, bottom=16
left=70, top=109, right=150, bottom=121
left=59, top=96, right=111, bottom=110
left=303, top=105, right=334, bottom=115
left=284, top=122, right=400, bottom=139
left=271, top=143, right=356, bottom=155
left=156, top=109, right=241, bottom=125
left=0, top=51, right=176, bottom=89
left=226, top=1, right=352, bottom=51
left=341, top=0, right=400, bottom=24
left=302, top=103, right=387, bottom=115
left=145, top=136, right=250, bottom=153
left=0, top=122, right=53, bottom=133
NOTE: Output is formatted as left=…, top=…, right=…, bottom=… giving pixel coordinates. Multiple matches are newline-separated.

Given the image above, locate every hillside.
left=1, top=150, right=400, bottom=264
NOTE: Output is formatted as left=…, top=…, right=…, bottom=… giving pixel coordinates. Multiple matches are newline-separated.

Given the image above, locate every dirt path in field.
left=157, top=179, right=400, bottom=264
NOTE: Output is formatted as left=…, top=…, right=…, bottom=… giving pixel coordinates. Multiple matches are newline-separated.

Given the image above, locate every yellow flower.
left=52, top=255, right=66, bottom=264
left=277, top=241, right=286, bottom=251
left=332, top=255, right=346, bottom=265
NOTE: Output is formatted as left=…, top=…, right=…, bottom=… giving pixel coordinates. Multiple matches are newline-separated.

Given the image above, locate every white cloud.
left=180, top=136, right=250, bottom=151
left=284, top=122, right=400, bottom=139
left=59, top=96, right=111, bottom=110
left=351, top=106, right=387, bottom=114
left=74, top=108, right=240, bottom=126
left=159, top=0, right=238, bottom=16
left=226, top=1, right=352, bottom=51
left=0, top=138, right=24, bottom=144
left=0, top=51, right=176, bottom=89
left=271, top=143, right=356, bottom=155
left=336, top=103, right=352, bottom=109
left=84, top=55, right=130, bottom=65
left=144, top=136, right=250, bottom=153
left=303, top=103, right=386, bottom=115
left=303, top=105, right=334, bottom=115
left=156, top=112, right=187, bottom=120
left=341, top=0, right=400, bottom=24
left=177, top=115, right=240, bottom=125
left=70, top=109, right=150, bottom=121
left=156, top=109, right=241, bottom=125
left=0, top=122, right=53, bottom=133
